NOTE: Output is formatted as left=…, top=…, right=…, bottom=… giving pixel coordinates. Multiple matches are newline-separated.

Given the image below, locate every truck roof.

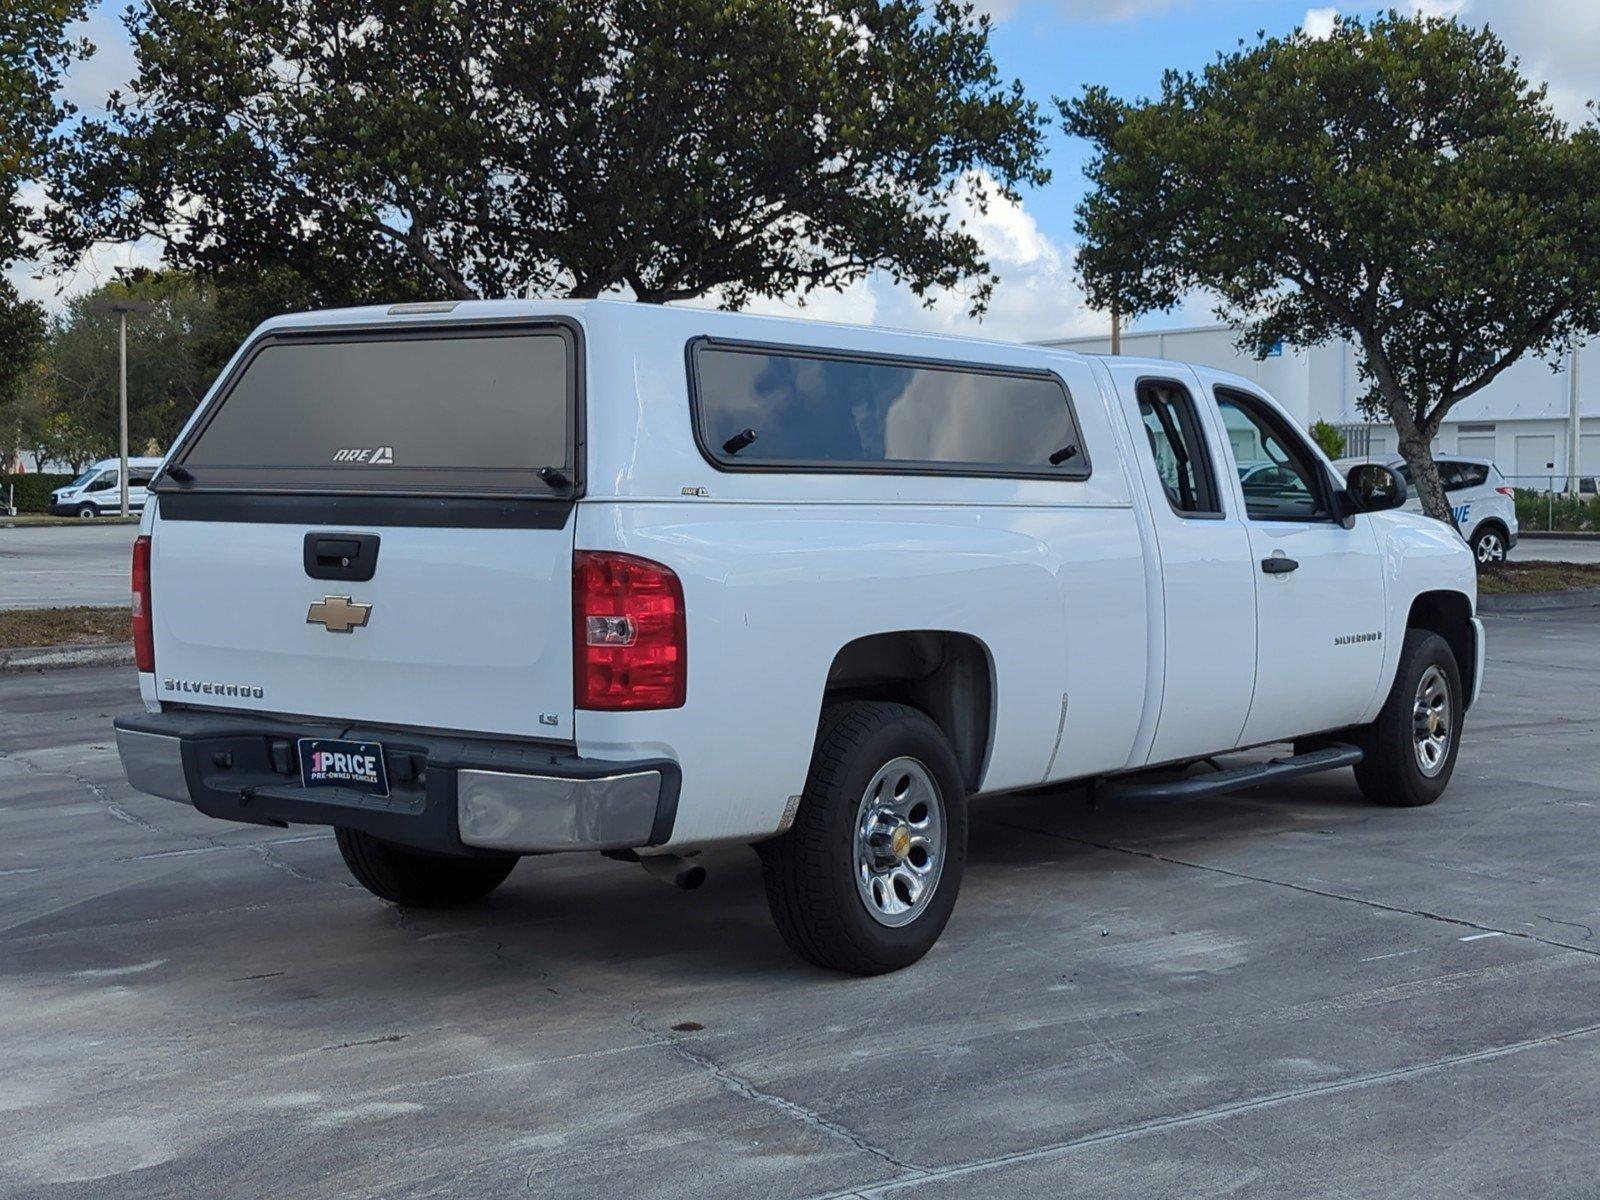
left=251, top=298, right=1103, bottom=368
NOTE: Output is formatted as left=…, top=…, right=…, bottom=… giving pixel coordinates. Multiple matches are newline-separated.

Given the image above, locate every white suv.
left=114, top=301, right=1480, bottom=974
left=1335, top=455, right=1518, bottom=564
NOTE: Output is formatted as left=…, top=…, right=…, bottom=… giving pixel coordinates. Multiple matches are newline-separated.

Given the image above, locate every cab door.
left=1201, top=376, right=1388, bottom=744
left=1101, top=360, right=1257, bottom=764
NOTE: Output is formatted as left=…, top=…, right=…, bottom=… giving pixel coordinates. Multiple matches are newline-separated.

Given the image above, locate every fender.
left=1359, top=509, right=1478, bottom=724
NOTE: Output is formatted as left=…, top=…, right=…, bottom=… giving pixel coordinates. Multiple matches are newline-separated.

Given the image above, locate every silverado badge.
left=306, top=595, right=372, bottom=633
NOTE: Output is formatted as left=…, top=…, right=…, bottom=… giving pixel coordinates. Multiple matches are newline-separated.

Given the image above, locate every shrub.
left=1, top=473, right=73, bottom=513
left=1310, top=420, right=1347, bottom=459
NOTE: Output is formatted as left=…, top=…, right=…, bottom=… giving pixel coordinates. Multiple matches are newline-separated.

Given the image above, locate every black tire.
left=758, top=701, right=968, bottom=975
left=1352, top=629, right=1462, bottom=807
left=76, top=502, right=98, bottom=519
left=1469, top=523, right=1508, bottom=565
left=335, top=827, right=518, bottom=907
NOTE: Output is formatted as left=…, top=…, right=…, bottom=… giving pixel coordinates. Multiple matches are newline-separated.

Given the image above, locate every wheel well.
left=823, top=631, right=993, bottom=792
left=1470, top=518, right=1508, bottom=541
left=1407, top=591, right=1475, bottom=705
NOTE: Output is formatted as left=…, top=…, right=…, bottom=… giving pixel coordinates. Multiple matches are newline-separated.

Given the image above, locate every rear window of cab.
left=689, top=339, right=1091, bottom=479
left=169, top=324, right=577, bottom=496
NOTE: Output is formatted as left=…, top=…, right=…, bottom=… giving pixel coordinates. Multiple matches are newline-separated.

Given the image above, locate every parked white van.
left=114, top=301, right=1481, bottom=974
left=49, top=457, right=164, bottom=518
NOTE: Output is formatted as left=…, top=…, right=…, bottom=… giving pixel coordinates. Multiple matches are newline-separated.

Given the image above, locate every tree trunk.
left=1396, top=432, right=1451, bottom=525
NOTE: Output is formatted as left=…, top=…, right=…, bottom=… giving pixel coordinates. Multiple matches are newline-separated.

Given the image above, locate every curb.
left=0, top=642, right=135, bottom=672
left=0, top=518, right=140, bottom=530
left=1478, top=587, right=1600, bottom=614
left=1519, top=530, right=1600, bottom=541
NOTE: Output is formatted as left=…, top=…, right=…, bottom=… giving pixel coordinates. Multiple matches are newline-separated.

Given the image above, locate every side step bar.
left=1099, top=744, right=1364, bottom=803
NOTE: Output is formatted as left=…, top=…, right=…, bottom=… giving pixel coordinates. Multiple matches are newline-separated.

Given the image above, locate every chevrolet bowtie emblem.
left=306, top=595, right=372, bottom=633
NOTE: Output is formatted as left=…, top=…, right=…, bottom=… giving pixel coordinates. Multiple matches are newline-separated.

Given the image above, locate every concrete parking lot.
left=2, top=606, right=1597, bottom=1198
left=0, top=524, right=139, bottom=610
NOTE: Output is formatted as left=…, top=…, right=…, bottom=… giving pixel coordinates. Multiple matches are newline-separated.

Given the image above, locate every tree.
left=50, top=0, right=1048, bottom=316
left=40, top=272, right=226, bottom=459
left=0, top=295, right=46, bottom=469
left=1, top=1, right=87, bottom=445
left=1061, top=12, right=1600, bottom=522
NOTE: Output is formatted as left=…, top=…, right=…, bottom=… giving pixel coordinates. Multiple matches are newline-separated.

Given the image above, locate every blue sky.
left=20, top=0, right=1598, bottom=341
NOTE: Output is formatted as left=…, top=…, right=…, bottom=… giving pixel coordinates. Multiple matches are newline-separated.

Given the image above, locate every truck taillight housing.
left=573, top=551, right=686, bottom=710
left=132, top=535, right=154, bottom=673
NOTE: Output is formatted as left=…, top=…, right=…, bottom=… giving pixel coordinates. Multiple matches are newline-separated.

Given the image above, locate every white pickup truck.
left=114, top=301, right=1482, bottom=974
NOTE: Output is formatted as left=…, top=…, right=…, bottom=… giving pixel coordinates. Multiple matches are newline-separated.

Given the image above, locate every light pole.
left=86, top=297, right=157, bottom=517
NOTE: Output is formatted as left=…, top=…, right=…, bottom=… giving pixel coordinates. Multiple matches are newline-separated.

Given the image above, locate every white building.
left=1041, top=324, right=1597, bottom=488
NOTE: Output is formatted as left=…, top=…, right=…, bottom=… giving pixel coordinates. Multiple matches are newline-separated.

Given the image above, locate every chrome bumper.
left=456, top=768, right=664, bottom=852
left=115, top=728, right=191, bottom=804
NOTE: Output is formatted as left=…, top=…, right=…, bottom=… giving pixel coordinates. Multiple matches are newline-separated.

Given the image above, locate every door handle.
left=1260, top=555, right=1300, bottom=575
left=304, top=532, right=380, bottom=581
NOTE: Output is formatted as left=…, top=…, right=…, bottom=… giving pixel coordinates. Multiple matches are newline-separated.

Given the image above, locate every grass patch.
left=1478, top=561, right=1600, bottom=595
left=0, top=606, right=131, bottom=649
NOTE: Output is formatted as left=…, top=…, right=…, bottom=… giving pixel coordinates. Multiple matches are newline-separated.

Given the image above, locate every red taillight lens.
left=573, top=551, right=686, bottom=710
left=131, top=535, right=154, bottom=673
left=1496, top=486, right=1516, bottom=497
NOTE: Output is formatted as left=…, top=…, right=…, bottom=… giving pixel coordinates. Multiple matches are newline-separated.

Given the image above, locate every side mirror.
left=1343, top=463, right=1407, bottom=514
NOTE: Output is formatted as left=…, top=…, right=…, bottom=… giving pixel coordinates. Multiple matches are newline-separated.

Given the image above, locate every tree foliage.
left=1061, top=12, right=1600, bottom=521
left=37, top=272, right=230, bottom=464
left=1, top=1, right=87, bottom=426
left=51, top=0, right=1048, bottom=314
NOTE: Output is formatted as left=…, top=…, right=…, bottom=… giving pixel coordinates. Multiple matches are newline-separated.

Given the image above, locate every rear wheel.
left=1470, top=524, right=1507, bottom=565
left=335, top=827, right=518, bottom=907
left=759, top=701, right=967, bottom=975
left=1353, top=629, right=1462, bottom=807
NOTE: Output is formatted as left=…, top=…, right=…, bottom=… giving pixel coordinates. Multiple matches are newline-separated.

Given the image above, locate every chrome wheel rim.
left=1412, top=665, right=1452, bottom=777
left=1476, top=532, right=1504, bottom=563
left=854, top=757, right=945, bottom=928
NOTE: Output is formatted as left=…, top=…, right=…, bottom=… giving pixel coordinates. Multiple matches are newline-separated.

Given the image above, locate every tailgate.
left=145, top=319, right=581, bottom=738
left=149, top=511, right=575, bottom=738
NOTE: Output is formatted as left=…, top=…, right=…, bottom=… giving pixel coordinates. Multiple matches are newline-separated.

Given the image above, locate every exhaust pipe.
left=640, top=854, right=705, bottom=892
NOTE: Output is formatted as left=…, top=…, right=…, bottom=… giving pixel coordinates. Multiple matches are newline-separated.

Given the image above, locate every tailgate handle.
left=304, top=532, right=380, bottom=582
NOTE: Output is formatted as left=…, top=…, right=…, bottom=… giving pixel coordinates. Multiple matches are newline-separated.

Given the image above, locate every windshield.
left=67, top=469, right=99, bottom=488
left=173, top=324, right=576, bottom=496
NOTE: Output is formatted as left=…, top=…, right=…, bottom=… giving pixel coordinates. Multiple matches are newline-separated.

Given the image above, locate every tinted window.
left=177, top=327, right=574, bottom=495
left=129, top=473, right=153, bottom=487
left=1136, top=379, right=1219, bottom=515
left=1449, top=462, right=1489, bottom=491
left=692, top=344, right=1087, bottom=476
left=1216, top=389, right=1331, bottom=521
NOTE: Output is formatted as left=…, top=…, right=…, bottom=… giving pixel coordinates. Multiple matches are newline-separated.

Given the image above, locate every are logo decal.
left=331, top=445, right=394, bottom=464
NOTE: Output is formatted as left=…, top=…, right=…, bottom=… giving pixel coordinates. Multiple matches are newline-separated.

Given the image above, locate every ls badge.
left=307, top=595, right=373, bottom=633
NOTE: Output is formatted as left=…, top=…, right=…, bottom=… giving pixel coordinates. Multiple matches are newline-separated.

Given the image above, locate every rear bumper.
left=114, top=710, right=679, bottom=856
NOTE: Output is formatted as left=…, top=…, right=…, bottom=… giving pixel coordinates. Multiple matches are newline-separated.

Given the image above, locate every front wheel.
left=1353, top=630, right=1462, bottom=807
left=758, top=701, right=967, bottom=975
left=1470, top=524, right=1507, bottom=565
left=335, top=827, right=518, bottom=907
left=76, top=502, right=98, bottom=520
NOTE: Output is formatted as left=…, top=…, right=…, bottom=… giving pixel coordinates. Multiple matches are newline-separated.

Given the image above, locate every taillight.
left=131, top=535, right=154, bottom=673
left=1496, top=486, right=1515, bottom=497
left=573, top=551, right=686, bottom=710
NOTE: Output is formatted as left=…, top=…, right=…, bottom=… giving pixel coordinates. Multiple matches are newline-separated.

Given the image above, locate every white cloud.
left=683, top=176, right=1105, bottom=343
left=57, top=10, right=137, bottom=116
left=1453, top=0, right=1600, bottom=125
left=1303, top=7, right=1339, bottom=39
